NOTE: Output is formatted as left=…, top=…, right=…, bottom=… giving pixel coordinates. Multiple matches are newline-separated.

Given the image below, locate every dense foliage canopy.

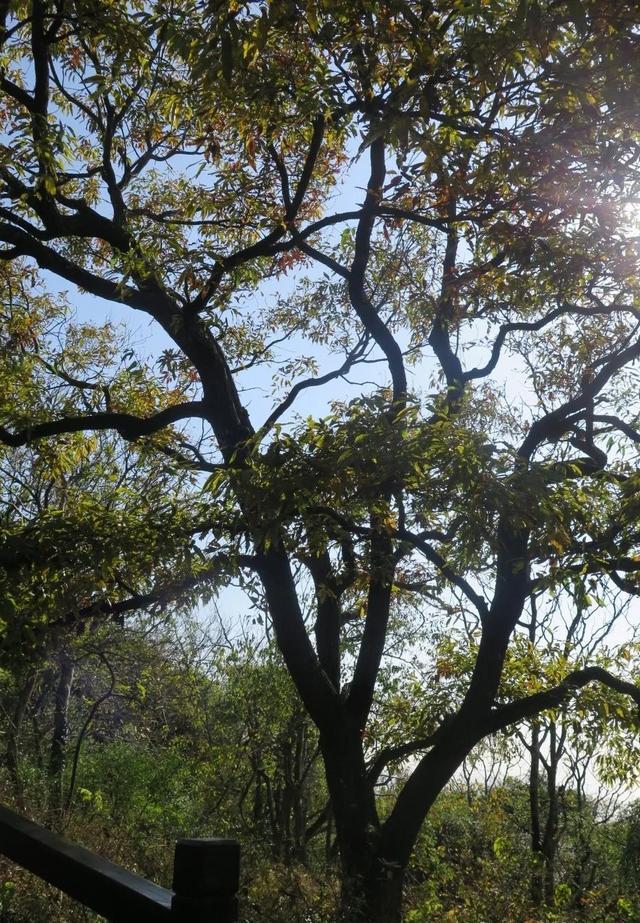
left=1, top=0, right=640, bottom=919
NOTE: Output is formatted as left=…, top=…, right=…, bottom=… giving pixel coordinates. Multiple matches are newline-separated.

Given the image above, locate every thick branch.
left=428, top=200, right=464, bottom=408
left=460, top=523, right=530, bottom=714
left=290, top=115, right=326, bottom=217
left=348, top=136, right=407, bottom=404
left=519, top=338, right=640, bottom=461
left=487, top=665, right=640, bottom=734
left=593, top=414, right=640, bottom=443
left=0, top=224, right=152, bottom=312
left=348, top=526, right=395, bottom=727
left=0, top=402, right=206, bottom=446
left=366, top=729, right=444, bottom=785
left=254, top=547, right=339, bottom=730
left=305, top=550, right=341, bottom=690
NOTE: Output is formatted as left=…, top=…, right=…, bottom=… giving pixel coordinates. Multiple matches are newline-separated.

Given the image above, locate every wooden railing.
left=0, top=803, right=239, bottom=921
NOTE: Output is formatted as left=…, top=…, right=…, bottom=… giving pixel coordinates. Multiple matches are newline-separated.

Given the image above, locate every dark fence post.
left=171, top=838, right=240, bottom=922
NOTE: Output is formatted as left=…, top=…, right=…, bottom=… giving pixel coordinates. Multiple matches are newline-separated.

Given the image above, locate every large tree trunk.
left=362, top=867, right=405, bottom=923
left=320, top=722, right=388, bottom=922
left=325, top=717, right=480, bottom=923
left=338, top=845, right=405, bottom=923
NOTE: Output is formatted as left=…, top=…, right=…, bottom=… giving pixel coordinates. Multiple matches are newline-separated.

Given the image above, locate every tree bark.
left=320, top=721, right=387, bottom=921
left=360, top=867, right=405, bottom=923
left=338, top=847, right=405, bottom=923
left=325, top=715, right=483, bottom=922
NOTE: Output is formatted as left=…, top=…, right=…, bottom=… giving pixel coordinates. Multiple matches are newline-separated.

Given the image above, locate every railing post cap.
left=175, top=837, right=238, bottom=849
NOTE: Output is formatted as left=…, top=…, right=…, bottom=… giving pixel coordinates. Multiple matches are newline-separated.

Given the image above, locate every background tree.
left=1, top=1, right=640, bottom=919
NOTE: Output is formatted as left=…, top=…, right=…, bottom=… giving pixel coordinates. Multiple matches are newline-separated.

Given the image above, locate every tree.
left=1, top=1, right=640, bottom=918
left=513, top=590, right=640, bottom=908
left=428, top=586, right=640, bottom=911
left=0, top=609, right=337, bottom=922
left=0, top=263, right=225, bottom=655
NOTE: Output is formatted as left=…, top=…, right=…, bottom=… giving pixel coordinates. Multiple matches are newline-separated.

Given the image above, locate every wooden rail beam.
left=0, top=804, right=239, bottom=921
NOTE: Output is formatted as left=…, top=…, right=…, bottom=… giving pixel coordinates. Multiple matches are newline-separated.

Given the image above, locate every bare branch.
left=465, top=303, right=630, bottom=382
left=397, top=527, right=489, bottom=620
left=259, top=334, right=370, bottom=435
